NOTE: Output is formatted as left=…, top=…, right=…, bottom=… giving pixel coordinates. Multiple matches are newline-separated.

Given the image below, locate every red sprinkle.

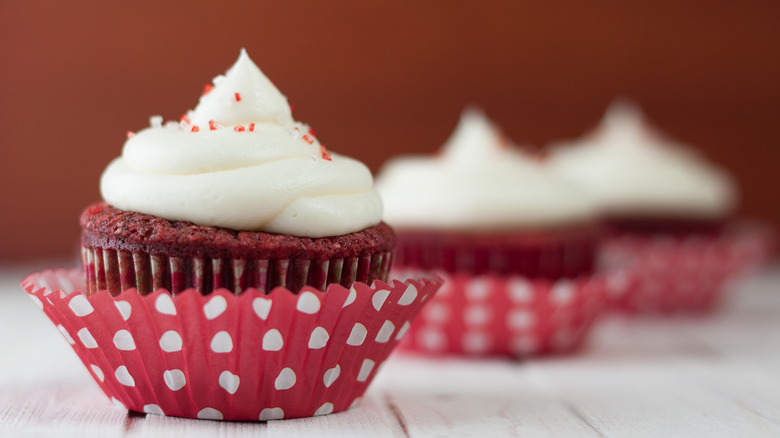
left=248, top=123, right=255, bottom=132
left=234, top=125, right=245, bottom=132
left=179, top=115, right=190, bottom=124
left=208, top=120, right=218, bottom=131
left=203, top=84, right=214, bottom=95
left=235, top=92, right=241, bottom=102
left=126, top=131, right=135, bottom=139
left=308, top=128, right=316, bottom=137
left=88, top=206, right=103, bottom=214
left=320, top=145, right=332, bottom=161
left=303, top=134, right=314, bottom=145
left=191, top=126, right=200, bottom=132
left=290, top=105, right=295, bottom=112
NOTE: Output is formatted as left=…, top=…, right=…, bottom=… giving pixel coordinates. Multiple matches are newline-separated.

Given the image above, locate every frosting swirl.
left=101, top=49, right=382, bottom=238
left=375, top=109, right=595, bottom=230
left=546, top=100, right=737, bottom=219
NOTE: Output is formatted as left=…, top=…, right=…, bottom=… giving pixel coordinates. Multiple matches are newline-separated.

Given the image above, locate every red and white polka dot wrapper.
left=397, top=270, right=624, bottom=357
left=601, top=223, right=774, bottom=313
left=22, top=268, right=442, bottom=421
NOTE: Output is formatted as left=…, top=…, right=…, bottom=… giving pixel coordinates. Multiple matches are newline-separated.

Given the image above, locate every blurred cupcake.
left=547, top=100, right=771, bottom=312
left=22, top=50, right=442, bottom=421
left=375, top=108, right=616, bottom=357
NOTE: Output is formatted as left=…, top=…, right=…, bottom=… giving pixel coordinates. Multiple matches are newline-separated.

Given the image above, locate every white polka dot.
left=29, top=295, right=43, bottom=309
left=197, top=408, right=223, bottom=420
left=347, top=323, right=367, bottom=346
left=357, top=359, right=375, bottom=382
left=424, top=302, right=449, bottom=323
left=204, top=295, right=227, bottom=320
left=323, top=364, right=340, bottom=388
left=77, top=328, right=98, bottom=349
left=259, top=407, right=284, bottom=421
left=155, top=294, right=176, bottom=315
left=115, top=366, right=135, bottom=387
left=159, top=330, right=183, bottom=352
left=163, top=369, right=186, bottom=391
left=210, top=331, right=233, bottom=353
left=508, top=279, right=533, bottom=303
left=506, top=309, right=535, bottom=330
left=308, top=327, right=329, bottom=349
left=143, top=404, right=164, bottom=416
left=395, top=321, right=411, bottom=341
left=463, top=305, right=491, bottom=326
left=111, top=397, right=126, bottom=409
left=372, top=289, right=390, bottom=311
left=274, top=368, right=296, bottom=390
left=550, top=281, right=576, bottom=305
left=90, top=364, right=104, bottom=382
left=57, top=324, right=75, bottom=345
left=465, top=279, right=490, bottom=300
left=113, top=330, right=136, bottom=350
left=419, top=328, right=447, bottom=351
left=343, top=286, right=357, bottom=307
left=262, top=329, right=284, bottom=351
left=296, top=291, right=321, bottom=314
left=462, top=331, right=490, bottom=354
left=114, top=301, right=131, bottom=320
left=314, top=402, right=334, bottom=416
left=398, top=283, right=418, bottom=305
left=69, top=295, right=94, bottom=316
left=219, top=371, right=240, bottom=394
left=375, top=320, right=395, bottom=343
left=253, top=297, right=272, bottom=320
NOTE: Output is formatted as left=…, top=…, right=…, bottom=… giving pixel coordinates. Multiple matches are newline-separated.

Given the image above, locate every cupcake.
left=547, top=100, right=769, bottom=312
left=22, top=50, right=442, bottom=421
left=82, top=49, right=393, bottom=296
left=375, top=109, right=616, bottom=357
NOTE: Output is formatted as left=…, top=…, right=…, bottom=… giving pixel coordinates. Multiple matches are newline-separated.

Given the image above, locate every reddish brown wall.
left=1, top=1, right=779, bottom=260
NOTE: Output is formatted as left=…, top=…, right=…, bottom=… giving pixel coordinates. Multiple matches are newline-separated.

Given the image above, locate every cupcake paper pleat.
left=22, top=269, right=442, bottom=421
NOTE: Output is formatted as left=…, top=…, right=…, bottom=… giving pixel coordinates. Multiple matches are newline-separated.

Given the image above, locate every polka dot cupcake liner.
left=396, top=270, right=624, bottom=357
left=21, top=268, right=443, bottom=421
left=601, top=223, right=774, bottom=313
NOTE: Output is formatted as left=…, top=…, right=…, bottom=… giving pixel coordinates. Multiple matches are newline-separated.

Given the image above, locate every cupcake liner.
left=393, top=227, right=598, bottom=280
left=601, top=222, right=774, bottom=313
left=82, top=245, right=394, bottom=295
left=22, top=268, right=442, bottom=421
left=395, top=269, right=623, bottom=357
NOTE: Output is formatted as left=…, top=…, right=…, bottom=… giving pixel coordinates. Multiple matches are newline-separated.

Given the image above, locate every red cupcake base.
left=22, top=269, right=442, bottom=421
left=395, top=269, right=623, bottom=357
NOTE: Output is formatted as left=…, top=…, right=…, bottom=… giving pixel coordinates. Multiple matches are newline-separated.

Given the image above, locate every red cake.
left=81, top=203, right=395, bottom=295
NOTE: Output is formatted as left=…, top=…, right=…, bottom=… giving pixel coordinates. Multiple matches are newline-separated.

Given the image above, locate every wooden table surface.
left=1, top=263, right=779, bottom=438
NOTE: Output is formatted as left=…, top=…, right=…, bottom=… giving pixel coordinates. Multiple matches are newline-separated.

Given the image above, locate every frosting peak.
left=376, top=109, right=595, bottom=230
left=188, top=48, right=292, bottom=127
left=100, top=50, right=383, bottom=237
left=547, top=100, right=737, bottom=218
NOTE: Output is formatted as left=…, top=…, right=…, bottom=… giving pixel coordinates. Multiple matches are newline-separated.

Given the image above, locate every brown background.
left=1, top=1, right=778, bottom=261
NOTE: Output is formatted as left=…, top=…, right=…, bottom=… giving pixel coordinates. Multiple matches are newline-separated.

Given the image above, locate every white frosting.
left=101, top=49, right=382, bottom=237
left=546, top=100, right=737, bottom=218
left=375, top=109, right=596, bottom=230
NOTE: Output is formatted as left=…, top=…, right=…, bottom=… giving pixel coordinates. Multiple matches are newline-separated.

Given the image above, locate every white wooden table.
left=1, top=262, right=779, bottom=438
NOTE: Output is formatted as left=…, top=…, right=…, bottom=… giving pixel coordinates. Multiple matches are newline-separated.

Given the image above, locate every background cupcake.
left=547, top=100, right=771, bottom=312
left=23, top=50, right=442, bottom=421
left=376, top=108, right=617, bottom=357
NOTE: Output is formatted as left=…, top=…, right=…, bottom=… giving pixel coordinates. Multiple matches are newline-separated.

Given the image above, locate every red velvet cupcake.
left=376, top=109, right=616, bottom=357
left=23, top=49, right=443, bottom=421
left=548, top=100, right=771, bottom=312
